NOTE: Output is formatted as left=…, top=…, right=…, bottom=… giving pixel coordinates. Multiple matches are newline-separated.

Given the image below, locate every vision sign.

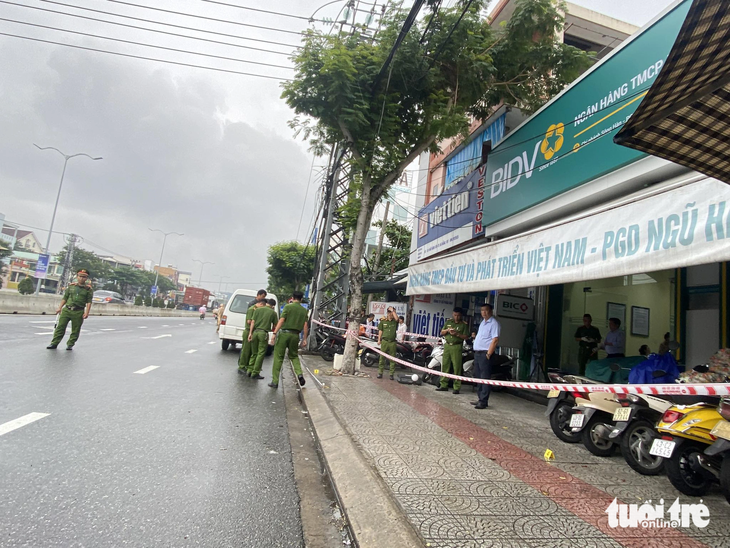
left=483, top=0, right=691, bottom=225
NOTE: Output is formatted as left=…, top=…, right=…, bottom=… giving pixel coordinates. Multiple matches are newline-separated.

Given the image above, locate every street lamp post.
left=218, top=275, right=230, bottom=294
left=148, top=228, right=184, bottom=295
left=34, top=145, right=102, bottom=295
left=192, top=259, right=214, bottom=288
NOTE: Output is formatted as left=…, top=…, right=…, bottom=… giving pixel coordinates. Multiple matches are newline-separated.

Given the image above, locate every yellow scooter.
left=653, top=398, right=729, bottom=498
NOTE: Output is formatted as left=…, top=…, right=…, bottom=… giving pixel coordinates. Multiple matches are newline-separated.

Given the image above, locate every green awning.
left=614, top=0, right=730, bottom=183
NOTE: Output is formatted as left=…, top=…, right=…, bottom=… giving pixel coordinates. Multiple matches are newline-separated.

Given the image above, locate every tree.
left=55, top=244, right=112, bottom=282
left=367, top=219, right=412, bottom=279
left=282, top=0, right=592, bottom=372
left=134, top=295, right=143, bottom=306
left=266, top=241, right=317, bottom=300
left=0, top=244, right=11, bottom=289
left=18, top=277, right=35, bottom=295
left=109, top=266, right=147, bottom=296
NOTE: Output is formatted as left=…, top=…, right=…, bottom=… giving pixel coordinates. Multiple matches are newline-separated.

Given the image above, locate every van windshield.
left=229, top=295, right=251, bottom=314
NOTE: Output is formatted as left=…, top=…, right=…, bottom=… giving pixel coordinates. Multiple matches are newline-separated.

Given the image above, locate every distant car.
left=93, top=290, right=124, bottom=304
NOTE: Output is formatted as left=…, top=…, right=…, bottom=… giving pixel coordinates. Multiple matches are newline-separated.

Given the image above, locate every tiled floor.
left=304, top=357, right=730, bottom=548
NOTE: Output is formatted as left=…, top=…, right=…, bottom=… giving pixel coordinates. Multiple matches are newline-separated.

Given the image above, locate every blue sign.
left=150, top=285, right=158, bottom=295
left=416, top=164, right=487, bottom=261
left=35, top=254, right=49, bottom=279
left=444, top=114, right=505, bottom=189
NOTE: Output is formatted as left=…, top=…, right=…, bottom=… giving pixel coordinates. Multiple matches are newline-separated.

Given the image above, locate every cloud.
left=0, top=36, right=314, bottom=291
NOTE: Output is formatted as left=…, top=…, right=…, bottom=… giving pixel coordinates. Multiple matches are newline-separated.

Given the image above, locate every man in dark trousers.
left=268, top=291, right=309, bottom=389
left=248, top=299, right=278, bottom=380
left=472, top=303, right=500, bottom=409
left=435, top=307, right=469, bottom=395
left=574, top=314, right=601, bottom=375
left=47, top=269, right=93, bottom=350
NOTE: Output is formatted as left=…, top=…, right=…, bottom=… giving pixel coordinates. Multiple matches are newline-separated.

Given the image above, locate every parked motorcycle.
left=704, top=398, right=730, bottom=503
left=653, top=399, right=726, bottom=497
left=545, top=371, right=599, bottom=443
left=319, top=331, right=347, bottom=362
left=422, top=342, right=513, bottom=388
left=360, top=339, right=432, bottom=369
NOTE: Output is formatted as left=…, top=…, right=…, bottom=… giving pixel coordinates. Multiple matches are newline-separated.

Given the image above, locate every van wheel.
left=221, top=339, right=230, bottom=351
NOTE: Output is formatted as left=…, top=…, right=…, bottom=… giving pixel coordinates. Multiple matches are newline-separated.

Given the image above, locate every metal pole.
left=35, top=157, right=68, bottom=296
left=154, top=233, right=167, bottom=289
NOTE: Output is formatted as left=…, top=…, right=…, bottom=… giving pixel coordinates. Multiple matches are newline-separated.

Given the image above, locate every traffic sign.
left=150, top=285, right=158, bottom=295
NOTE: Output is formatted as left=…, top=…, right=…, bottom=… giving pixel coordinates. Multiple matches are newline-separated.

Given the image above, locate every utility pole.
left=366, top=200, right=389, bottom=310
left=192, top=259, right=214, bottom=287
left=149, top=228, right=183, bottom=292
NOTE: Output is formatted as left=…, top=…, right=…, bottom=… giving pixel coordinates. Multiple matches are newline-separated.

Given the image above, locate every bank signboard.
left=497, top=294, right=534, bottom=321
left=482, top=0, right=692, bottom=227
left=407, top=178, right=730, bottom=296
left=410, top=294, right=455, bottom=338
left=416, top=165, right=487, bottom=261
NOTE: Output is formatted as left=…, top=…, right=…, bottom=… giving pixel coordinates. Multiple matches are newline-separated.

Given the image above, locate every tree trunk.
left=340, top=176, right=372, bottom=375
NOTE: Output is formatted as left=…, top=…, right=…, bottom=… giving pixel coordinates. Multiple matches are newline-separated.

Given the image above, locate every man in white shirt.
left=598, top=317, right=625, bottom=358
left=472, top=303, right=500, bottom=409
left=396, top=316, right=407, bottom=342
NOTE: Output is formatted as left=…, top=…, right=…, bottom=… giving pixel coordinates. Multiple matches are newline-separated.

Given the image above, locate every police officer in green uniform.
left=237, top=302, right=258, bottom=374
left=248, top=298, right=279, bottom=379
left=377, top=308, right=399, bottom=380
left=435, top=307, right=469, bottom=394
left=47, top=269, right=93, bottom=350
left=268, top=291, right=309, bottom=389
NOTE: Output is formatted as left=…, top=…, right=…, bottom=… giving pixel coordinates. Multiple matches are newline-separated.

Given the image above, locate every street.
left=0, top=315, right=315, bottom=547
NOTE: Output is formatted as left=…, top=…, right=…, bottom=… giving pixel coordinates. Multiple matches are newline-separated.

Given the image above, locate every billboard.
left=35, top=254, right=49, bottom=280
left=410, top=294, right=455, bottom=338
left=481, top=0, right=692, bottom=226
left=416, top=165, right=487, bottom=261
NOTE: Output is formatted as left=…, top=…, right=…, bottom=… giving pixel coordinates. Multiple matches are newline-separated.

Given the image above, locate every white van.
left=219, top=289, right=278, bottom=350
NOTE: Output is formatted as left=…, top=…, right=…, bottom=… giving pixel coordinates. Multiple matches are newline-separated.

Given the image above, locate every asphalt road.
left=0, top=314, right=305, bottom=547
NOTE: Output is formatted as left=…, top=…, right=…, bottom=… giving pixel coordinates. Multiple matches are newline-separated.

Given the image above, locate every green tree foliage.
left=17, top=276, right=35, bottom=295
left=367, top=219, right=412, bottom=279
left=55, top=244, right=112, bottom=281
left=144, top=296, right=152, bottom=307
left=0, top=244, right=11, bottom=289
left=283, top=0, right=591, bottom=372
left=109, top=266, right=147, bottom=296
left=134, top=295, right=143, bottom=306
left=266, top=241, right=316, bottom=300
left=166, top=301, right=176, bottom=309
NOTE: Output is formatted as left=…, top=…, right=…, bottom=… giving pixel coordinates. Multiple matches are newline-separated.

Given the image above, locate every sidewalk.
left=297, top=354, right=730, bottom=548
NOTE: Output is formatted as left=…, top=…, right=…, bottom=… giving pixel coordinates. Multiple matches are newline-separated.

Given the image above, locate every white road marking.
left=134, top=366, right=160, bottom=375
left=100, top=328, right=115, bottom=331
left=148, top=334, right=172, bottom=339
left=179, top=323, right=185, bottom=326
left=0, top=412, right=50, bottom=437
left=185, top=349, right=197, bottom=354
left=162, top=324, right=170, bottom=327
left=208, top=341, right=216, bottom=344
left=138, top=326, right=148, bottom=329
left=35, top=332, right=54, bottom=336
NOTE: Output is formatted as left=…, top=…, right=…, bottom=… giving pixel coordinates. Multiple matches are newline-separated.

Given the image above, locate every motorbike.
left=653, top=398, right=727, bottom=498
left=319, top=331, right=347, bottom=362
left=199, top=313, right=206, bottom=320
left=360, top=338, right=432, bottom=369
left=421, top=342, right=514, bottom=388
left=569, top=364, right=673, bottom=459
left=545, top=370, right=600, bottom=443
left=704, top=398, right=730, bottom=503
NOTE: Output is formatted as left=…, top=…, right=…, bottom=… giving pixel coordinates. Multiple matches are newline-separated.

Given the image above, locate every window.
left=229, top=295, right=251, bottom=314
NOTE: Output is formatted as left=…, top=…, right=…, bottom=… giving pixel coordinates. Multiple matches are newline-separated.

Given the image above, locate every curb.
left=295, top=356, right=424, bottom=548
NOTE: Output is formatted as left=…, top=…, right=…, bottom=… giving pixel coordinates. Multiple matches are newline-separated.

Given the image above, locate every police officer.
left=248, top=298, right=278, bottom=379
left=377, top=308, right=399, bottom=380
left=435, top=307, right=469, bottom=394
left=47, top=269, right=93, bottom=350
left=238, top=300, right=258, bottom=374
left=268, top=291, right=309, bottom=389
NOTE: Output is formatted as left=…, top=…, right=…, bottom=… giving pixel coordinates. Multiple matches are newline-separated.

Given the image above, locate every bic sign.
left=497, top=295, right=534, bottom=321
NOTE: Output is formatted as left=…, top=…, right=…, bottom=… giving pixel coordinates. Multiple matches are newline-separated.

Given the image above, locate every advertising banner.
left=34, top=254, right=49, bottom=280
left=481, top=0, right=691, bottom=227
left=410, top=294, right=455, bottom=338
left=416, top=165, right=488, bottom=261
left=497, top=294, right=534, bottom=321
left=407, top=178, right=730, bottom=295
left=369, top=301, right=407, bottom=319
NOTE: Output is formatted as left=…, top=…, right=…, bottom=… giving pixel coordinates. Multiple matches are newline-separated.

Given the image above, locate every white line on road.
left=134, top=366, right=160, bottom=375
left=100, top=328, right=115, bottom=331
left=138, top=326, right=148, bottom=329
left=0, top=412, right=50, bottom=437
left=29, top=321, right=56, bottom=324
left=147, top=334, right=172, bottom=339
left=162, top=324, right=170, bottom=327
left=35, top=332, right=54, bottom=336
left=185, top=349, right=197, bottom=354
left=179, top=323, right=185, bottom=326
left=208, top=341, right=216, bottom=344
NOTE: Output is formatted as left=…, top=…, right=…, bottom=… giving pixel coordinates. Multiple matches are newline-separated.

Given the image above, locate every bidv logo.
left=490, top=122, right=565, bottom=199
left=606, top=498, right=710, bottom=529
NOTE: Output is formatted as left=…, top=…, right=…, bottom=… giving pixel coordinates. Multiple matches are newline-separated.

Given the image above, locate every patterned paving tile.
left=408, top=514, right=474, bottom=541
left=397, top=494, right=451, bottom=515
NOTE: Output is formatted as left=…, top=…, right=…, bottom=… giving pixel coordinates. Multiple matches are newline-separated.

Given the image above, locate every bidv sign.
left=496, top=294, right=534, bottom=321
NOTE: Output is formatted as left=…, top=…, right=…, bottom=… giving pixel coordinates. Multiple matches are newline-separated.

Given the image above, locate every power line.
left=104, top=0, right=307, bottom=36
left=0, top=31, right=293, bottom=80
left=40, top=0, right=301, bottom=49
left=296, top=158, right=325, bottom=241
left=198, top=0, right=322, bottom=22
left=2, top=1, right=295, bottom=57
left=428, top=0, right=475, bottom=68
left=0, top=18, right=295, bottom=70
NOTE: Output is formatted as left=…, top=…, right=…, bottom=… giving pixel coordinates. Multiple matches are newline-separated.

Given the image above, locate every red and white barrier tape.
left=312, top=320, right=730, bottom=396
left=312, top=319, right=440, bottom=343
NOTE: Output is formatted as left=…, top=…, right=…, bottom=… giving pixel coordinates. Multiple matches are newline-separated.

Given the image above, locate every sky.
left=0, top=0, right=675, bottom=292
